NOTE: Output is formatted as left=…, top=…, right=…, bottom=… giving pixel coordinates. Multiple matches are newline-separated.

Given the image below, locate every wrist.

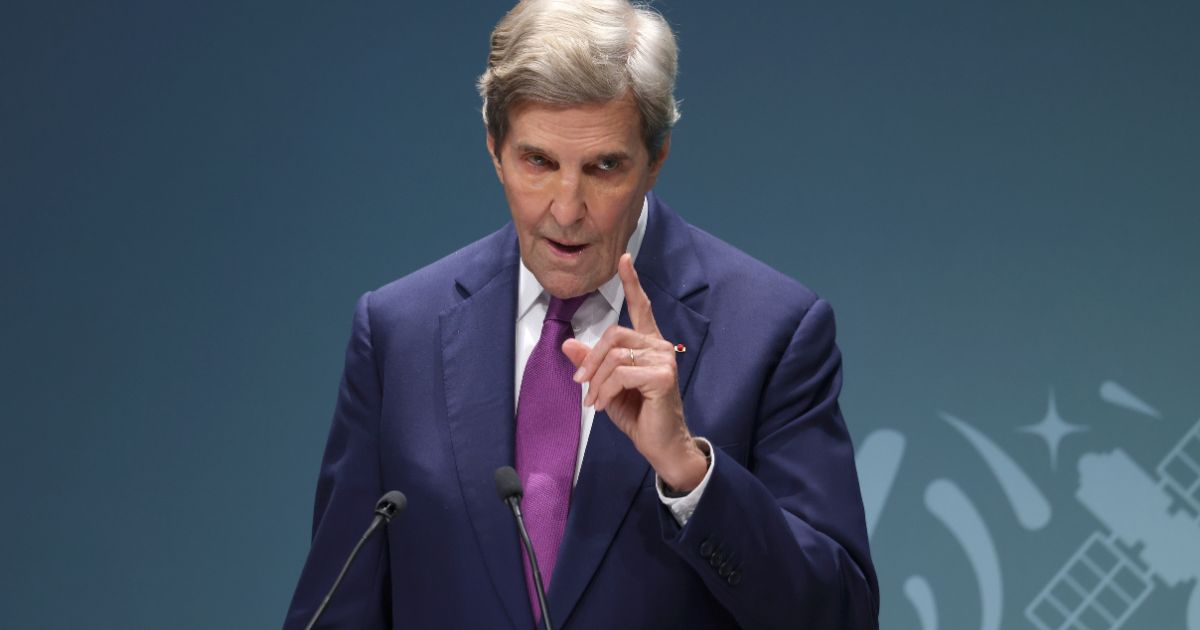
left=655, top=437, right=710, bottom=494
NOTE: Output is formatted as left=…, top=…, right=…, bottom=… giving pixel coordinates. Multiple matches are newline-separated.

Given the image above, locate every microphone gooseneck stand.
left=495, top=466, right=554, bottom=630
left=304, top=491, right=407, bottom=630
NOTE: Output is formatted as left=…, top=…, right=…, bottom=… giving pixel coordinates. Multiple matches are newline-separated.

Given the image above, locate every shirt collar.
left=517, top=195, right=649, bottom=320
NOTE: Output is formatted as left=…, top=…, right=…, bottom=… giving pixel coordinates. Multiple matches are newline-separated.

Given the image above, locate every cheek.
left=505, top=163, right=552, bottom=192
left=502, top=178, right=553, bottom=226
left=503, top=177, right=541, bottom=215
left=599, top=191, right=642, bottom=230
left=524, top=174, right=550, bottom=191
left=506, top=191, right=554, bottom=245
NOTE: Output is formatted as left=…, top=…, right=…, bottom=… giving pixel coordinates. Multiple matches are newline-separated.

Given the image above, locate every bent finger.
left=574, top=324, right=645, bottom=383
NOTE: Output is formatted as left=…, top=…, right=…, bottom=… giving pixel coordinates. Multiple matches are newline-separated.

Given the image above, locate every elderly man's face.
left=488, top=94, right=668, bottom=299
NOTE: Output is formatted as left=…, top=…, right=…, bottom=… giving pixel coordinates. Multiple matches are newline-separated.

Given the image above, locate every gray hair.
left=478, top=0, right=681, bottom=160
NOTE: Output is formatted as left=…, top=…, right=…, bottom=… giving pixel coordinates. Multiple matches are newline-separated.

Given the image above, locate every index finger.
left=618, top=253, right=660, bottom=336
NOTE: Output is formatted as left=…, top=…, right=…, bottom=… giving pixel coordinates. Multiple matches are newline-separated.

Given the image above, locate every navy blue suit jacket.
left=285, top=193, right=879, bottom=629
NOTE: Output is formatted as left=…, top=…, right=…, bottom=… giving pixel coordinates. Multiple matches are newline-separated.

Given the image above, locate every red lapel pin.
left=674, top=343, right=686, bottom=353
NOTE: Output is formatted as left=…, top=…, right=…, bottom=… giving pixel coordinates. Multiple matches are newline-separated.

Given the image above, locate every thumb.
left=562, top=338, right=589, bottom=368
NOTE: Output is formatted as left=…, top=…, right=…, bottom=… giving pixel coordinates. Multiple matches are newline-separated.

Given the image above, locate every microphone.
left=304, top=491, right=407, bottom=630
left=494, top=466, right=553, bottom=630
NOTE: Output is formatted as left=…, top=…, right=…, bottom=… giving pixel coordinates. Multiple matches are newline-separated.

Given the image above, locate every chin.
left=543, top=282, right=592, bottom=300
left=539, top=272, right=598, bottom=300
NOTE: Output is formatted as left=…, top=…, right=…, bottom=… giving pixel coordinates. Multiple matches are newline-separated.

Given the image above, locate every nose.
left=549, top=171, right=586, bottom=227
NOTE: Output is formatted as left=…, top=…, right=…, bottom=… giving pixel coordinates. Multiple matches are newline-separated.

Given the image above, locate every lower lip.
left=546, top=239, right=589, bottom=259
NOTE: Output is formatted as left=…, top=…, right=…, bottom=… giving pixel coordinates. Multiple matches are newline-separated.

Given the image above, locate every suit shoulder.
left=685, top=223, right=824, bottom=318
left=364, top=224, right=516, bottom=325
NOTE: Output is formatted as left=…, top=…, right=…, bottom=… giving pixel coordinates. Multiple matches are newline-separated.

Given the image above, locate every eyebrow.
left=512, top=143, right=632, bottom=163
left=595, top=151, right=632, bottom=163
left=513, top=143, right=546, bottom=155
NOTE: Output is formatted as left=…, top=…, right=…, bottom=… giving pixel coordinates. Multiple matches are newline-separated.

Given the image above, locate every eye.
left=596, top=158, right=621, bottom=172
left=526, top=154, right=550, bottom=167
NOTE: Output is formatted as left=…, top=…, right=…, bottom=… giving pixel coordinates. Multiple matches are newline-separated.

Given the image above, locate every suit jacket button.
left=727, top=570, right=742, bottom=586
left=709, top=550, right=724, bottom=568
left=718, top=562, right=733, bottom=578
left=699, top=540, right=715, bottom=559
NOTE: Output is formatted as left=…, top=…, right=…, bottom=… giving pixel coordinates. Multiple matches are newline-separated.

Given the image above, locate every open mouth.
left=547, top=239, right=588, bottom=255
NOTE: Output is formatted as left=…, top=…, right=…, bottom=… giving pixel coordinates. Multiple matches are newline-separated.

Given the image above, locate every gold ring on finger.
left=628, top=347, right=637, bottom=366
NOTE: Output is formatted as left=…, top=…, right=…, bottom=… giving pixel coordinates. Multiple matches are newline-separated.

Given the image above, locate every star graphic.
left=1019, top=389, right=1089, bottom=470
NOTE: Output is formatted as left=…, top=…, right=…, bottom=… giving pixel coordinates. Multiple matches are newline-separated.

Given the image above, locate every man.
left=285, top=1, right=879, bottom=628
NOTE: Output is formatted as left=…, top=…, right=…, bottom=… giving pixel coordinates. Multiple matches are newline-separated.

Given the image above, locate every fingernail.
left=573, top=368, right=585, bottom=382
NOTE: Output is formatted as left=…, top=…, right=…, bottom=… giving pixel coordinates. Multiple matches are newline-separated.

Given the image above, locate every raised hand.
left=562, top=254, right=708, bottom=492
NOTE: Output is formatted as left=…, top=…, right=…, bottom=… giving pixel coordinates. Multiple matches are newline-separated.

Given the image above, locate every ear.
left=486, top=133, right=504, bottom=183
left=646, top=134, right=671, bottom=188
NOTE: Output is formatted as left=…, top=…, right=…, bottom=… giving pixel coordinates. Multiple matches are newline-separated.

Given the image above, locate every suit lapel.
left=547, top=193, right=711, bottom=627
left=440, top=226, right=533, bottom=630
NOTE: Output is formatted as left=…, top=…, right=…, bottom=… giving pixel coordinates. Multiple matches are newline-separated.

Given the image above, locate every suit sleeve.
left=284, top=292, right=392, bottom=630
left=659, top=298, right=880, bottom=630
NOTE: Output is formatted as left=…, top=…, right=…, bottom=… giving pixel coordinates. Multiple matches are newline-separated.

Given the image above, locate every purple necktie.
left=515, top=294, right=588, bottom=620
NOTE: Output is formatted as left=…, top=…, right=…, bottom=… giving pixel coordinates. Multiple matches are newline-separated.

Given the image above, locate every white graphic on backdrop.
left=854, top=382, right=1200, bottom=630
left=925, top=479, right=1003, bottom=630
left=942, top=411, right=1051, bottom=530
left=1019, top=391, right=1089, bottom=470
left=1099, top=380, right=1161, bottom=419
left=857, top=429, right=905, bottom=539
left=904, top=575, right=938, bottom=630
left=1026, top=420, right=1200, bottom=630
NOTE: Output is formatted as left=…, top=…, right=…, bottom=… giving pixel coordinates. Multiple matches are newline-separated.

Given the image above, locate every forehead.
left=504, top=95, right=645, bottom=157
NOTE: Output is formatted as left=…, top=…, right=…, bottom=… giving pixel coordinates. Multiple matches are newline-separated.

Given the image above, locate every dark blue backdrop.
left=2, top=2, right=1197, bottom=628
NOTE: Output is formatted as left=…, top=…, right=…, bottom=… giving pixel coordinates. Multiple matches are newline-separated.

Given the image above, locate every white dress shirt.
left=514, top=196, right=713, bottom=526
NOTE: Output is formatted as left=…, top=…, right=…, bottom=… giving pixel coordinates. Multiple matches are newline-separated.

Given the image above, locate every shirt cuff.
left=655, top=437, right=714, bottom=527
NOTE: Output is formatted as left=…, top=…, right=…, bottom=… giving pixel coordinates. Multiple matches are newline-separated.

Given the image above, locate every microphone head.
left=375, top=490, right=407, bottom=522
left=494, top=466, right=523, bottom=502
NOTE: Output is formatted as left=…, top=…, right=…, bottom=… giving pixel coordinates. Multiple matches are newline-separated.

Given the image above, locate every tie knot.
left=546, top=294, right=589, bottom=323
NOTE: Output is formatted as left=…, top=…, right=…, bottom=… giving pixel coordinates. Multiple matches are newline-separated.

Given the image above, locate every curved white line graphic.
left=1100, top=380, right=1161, bottom=418
left=856, top=429, right=905, bottom=540
left=1187, top=582, right=1200, bottom=630
left=940, top=412, right=1051, bottom=530
left=904, top=575, right=938, bottom=630
left=925, top=479, right=1002, bottom=630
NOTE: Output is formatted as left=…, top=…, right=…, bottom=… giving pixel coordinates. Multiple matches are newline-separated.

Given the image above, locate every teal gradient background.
left=2, top=1, right=1197, bottom=628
